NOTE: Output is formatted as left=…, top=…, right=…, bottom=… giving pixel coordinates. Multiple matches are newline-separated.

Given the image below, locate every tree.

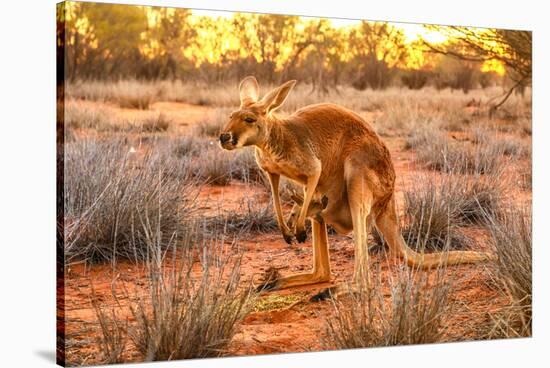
left=291, top=19, right=346, bottom=94
left=232, top=14, right=300, bottom=82
left=143, top=7, right=196, bottom=78
left=423, top=27, right=531, bottom=110
left=63, top=3, right=148, bottom=79
left=349, top=22, right=408, bottom=90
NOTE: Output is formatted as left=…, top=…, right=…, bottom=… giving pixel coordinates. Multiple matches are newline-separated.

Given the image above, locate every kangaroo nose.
left=219, top=133, right=231, bottom=144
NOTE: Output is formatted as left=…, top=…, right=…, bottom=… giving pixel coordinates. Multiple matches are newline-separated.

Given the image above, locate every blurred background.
left=57, top=2, right=531, bottom=98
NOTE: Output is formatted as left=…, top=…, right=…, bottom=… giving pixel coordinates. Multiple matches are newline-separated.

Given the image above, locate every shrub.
left=194, top=108, right=229, bottom=137
left=416, top=138, right=505, bottom=175
left=230, top=149, right=264, bottom=183
left=140, top=113, right=171, bottom=132
left=64, top=139, right=199, bottom=263
left=401, top=70, right=431, bottom=90
left=67, top=80, right=157, bottom=109
left=324, top=264, right=451, bottom=348
left=65, top=100, right=176, bottom=134
left=498, top=139, right=530, bottom=158
left=127, top=224, right=255, bottom=361
left=203, top=197, right=277, bottom=236
left=484, top=204, right=532, bottom=338
left=401, top=177, right=471, bottom=252
left=404, top=128, right=445, bottom=151
left=173, top=135, right=206, bottom=158
left=471, top=127, right=491, bottom=145
left=91, top=287, right=128, bottom=365
left=116, top=93, right=155, bottom=110
left=65, top=101, right=115, bottom=131
left=190, top=148, right=233, bottom=186
left=380, top=172, right=504, bottom=253
left=455, top=175, right=503, bottom=224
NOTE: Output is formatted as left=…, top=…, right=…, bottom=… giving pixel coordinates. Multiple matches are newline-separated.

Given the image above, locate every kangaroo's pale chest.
left=255, top=150, right=306, bottom=184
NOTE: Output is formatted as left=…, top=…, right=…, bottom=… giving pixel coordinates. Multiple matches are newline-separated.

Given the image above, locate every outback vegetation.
left=58, top=2, right=532, bottom=366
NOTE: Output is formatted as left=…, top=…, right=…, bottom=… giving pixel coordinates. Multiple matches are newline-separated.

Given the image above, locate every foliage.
left=63, top=139, right=199, bottom=263
left=423, top=27, right=531, bottom=108
left=57, top=2, right=523, bottom=94
left=350, top=22, right=408, bottom=90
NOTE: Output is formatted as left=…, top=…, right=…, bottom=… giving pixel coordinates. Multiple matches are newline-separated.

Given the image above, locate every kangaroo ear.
left=290, top=193, right=304, bottom=205
left=239, top=76, right=259, bottom=106
left=259, top=80, right=296, bottom=113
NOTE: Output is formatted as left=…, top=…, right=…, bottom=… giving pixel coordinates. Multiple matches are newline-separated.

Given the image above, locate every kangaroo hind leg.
left=255, top=217, right=331, bottom=292
left=311, top=172, right=374, bottom=301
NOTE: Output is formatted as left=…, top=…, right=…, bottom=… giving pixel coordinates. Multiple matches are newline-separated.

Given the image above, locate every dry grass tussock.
left=202, top=196, right=277, bottom=236
left=413, top=129, right=511, bottom=175
left=129, top=237, right=254, bottom=360
left=92, top=219, right=256, bottom=362
left=484, top=203, right=532, bottom=338
left=325, top=218, right=458, bottom=349
left=65, top=99, right=172, bottom=134
left=324, top=264, right=452, bottom=349
left=373, top=171, right=506, bottom=253
left=193, top=108, right=232, bottom=137
left=64, top=138, right=199, bottom=264
left=67, top=80, right=531, bottom=122
left=180, top=140, right=265, bottom=186
left=90, top=287, right=128, bottom=365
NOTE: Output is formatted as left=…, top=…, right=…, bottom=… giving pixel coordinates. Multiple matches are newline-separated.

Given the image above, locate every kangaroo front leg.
left=295, top=168, right=321, bottom=243
left=267, top=172, right=294, bottom=244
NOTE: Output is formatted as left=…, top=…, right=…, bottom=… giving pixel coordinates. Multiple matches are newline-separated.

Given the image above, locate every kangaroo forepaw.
left=283, top=233, right=294, bottom=245
left=310, top=287, right=334, bottom=302
left=296, top=229, right=307, bottom=243
left=255, top=279, right=279, bottom=293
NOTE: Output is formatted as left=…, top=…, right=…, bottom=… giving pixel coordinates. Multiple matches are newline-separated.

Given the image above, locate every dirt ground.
left=62, top=100, right=530, bottom=365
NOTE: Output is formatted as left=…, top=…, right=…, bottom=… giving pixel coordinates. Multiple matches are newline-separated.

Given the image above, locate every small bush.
left=190, top=148, right=233, bottom=186
left=381, top=172, right=504, bottom=253
left=324, top=265, right=451, bottom=348
left=194, top=109, right=229, bottom=137
left=404, top=128, right=445, bottom=151
left=65, top=101, right=115, bottom=131
left=204, top=197, right=277, bottom=236
left=127, top=224, right=255, bottom=361
left=401, top=70, right=431, bottom=90
left=140, top=113, right=171, bottom=132
left=471, top=127, right=491, bottom=145
left=417, top=138, right=505, bottom=175
left=116, top=93, right=155, bottom=110
left=230, top=149, right=264, bottom=183
left=401, top=178, right=471, bottom=252
left=455, top=176, right=503, bottom=224
left=67, top=80, right=157, bottom=109
left=173, top=135, right=206, bottom=157
left=65, top=100, right=176, bottom=134
left=498, top=139, right=530, bottom=158
left=64, top=139, right=199, bottom=263
left=485, top=204, right=532, bottom=338
left=91, top=287, right=128, bottom=365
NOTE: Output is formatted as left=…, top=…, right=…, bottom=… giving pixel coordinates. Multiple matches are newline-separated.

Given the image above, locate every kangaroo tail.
left=375, top=195, right=493, bottom=269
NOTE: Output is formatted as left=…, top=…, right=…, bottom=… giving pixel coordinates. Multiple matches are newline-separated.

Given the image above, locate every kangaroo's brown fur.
left=220, top=76, right=492, bottom=293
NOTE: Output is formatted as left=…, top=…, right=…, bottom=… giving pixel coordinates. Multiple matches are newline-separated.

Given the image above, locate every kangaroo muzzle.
left=219, top=133, right=231, bottom=144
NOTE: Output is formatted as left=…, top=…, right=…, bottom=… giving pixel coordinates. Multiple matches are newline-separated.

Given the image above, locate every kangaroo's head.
left=219, top=76, right=296, bottom=150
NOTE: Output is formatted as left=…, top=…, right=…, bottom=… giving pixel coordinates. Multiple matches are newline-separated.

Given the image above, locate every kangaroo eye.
left=244, top=117, right=256, bottom=123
